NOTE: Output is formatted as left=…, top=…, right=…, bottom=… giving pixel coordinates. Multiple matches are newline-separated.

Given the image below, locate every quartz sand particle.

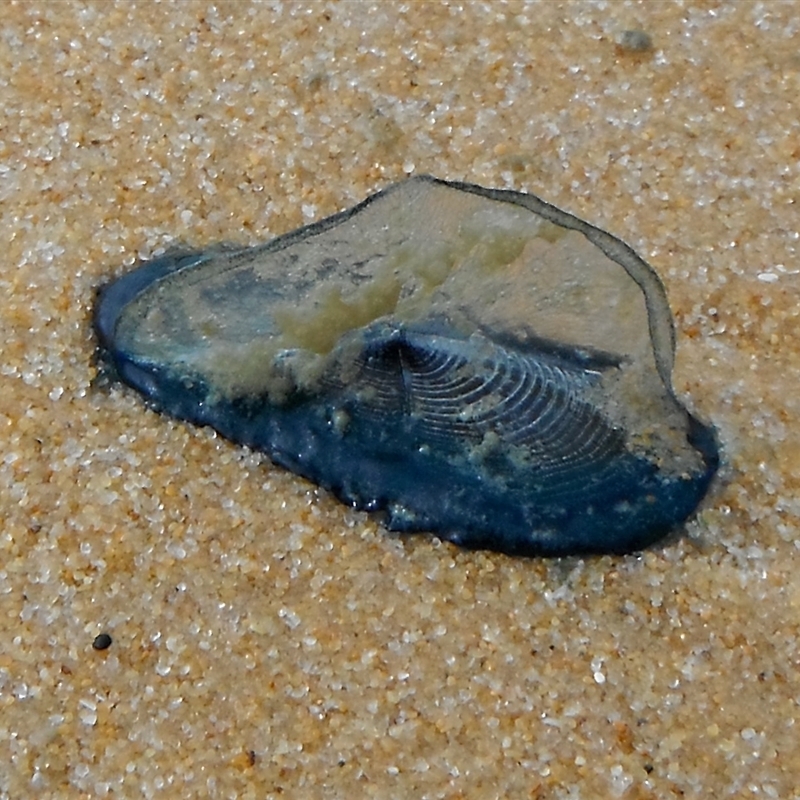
left=1, top=2, right=799, bottom=798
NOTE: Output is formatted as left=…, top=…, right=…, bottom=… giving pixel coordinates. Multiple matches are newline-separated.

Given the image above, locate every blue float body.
left=96, top=251, right=719, bottom=557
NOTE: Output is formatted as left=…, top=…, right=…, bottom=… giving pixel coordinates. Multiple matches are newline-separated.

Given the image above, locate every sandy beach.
left=1, top=2, right=799, bottom=797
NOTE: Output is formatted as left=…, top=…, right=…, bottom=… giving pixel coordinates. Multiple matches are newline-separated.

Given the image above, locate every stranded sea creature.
left=95, top=176, right=718, bottom=556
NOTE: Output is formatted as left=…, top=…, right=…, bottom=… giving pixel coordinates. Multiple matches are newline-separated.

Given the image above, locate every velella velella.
left=95, top=176, right=718, bottom=556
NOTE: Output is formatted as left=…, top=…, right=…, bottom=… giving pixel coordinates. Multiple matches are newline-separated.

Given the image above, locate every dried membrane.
left=95, top=177, right=718, bottom=556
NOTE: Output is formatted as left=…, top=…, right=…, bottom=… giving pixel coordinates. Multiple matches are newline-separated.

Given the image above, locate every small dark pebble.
left=644, top=763, right=654, bottom=774
left=616, top=29, right=653, bottom=53
left=92, top=632, right=113, bottom=650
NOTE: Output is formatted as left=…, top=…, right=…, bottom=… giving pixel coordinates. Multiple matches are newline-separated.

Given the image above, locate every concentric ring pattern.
left=338, top=325, right=626, bottom=500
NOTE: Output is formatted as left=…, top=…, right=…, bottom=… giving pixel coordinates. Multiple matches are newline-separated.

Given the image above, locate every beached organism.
left=95, top=176, right=718, bottom=556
